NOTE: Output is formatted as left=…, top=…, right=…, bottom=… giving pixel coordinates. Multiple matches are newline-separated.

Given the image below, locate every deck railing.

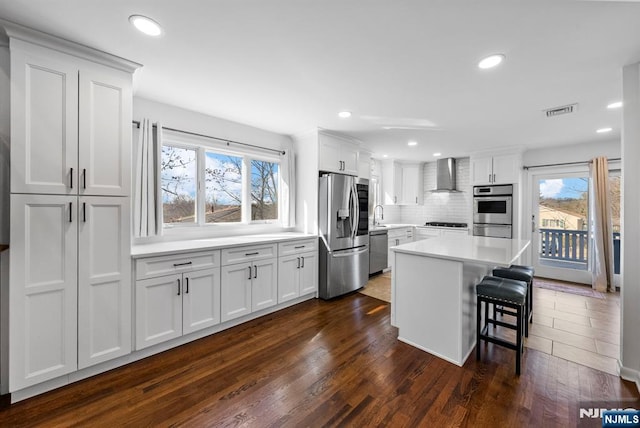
left=539, top=229, right=621, bottom=273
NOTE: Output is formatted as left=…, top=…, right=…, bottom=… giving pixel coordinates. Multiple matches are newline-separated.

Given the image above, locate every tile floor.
left=360, top=273, right=621, bottom=375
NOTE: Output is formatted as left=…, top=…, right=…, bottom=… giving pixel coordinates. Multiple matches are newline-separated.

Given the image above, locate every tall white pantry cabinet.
left=5, top=29, right=139, bottom=393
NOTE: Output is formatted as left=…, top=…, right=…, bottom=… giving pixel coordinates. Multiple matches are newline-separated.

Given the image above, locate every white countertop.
left=391, top=235, right=530, bottom=266
left=131, top=232, right=317, bottom=258
left=370, top=223, right=469, bottom=232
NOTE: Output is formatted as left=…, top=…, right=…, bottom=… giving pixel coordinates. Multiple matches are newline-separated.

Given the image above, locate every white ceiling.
left=1, top=0, right=640, bottom=160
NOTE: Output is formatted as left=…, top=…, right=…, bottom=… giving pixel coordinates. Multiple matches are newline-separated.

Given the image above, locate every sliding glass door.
left=532, top=171, right=592, bottom=284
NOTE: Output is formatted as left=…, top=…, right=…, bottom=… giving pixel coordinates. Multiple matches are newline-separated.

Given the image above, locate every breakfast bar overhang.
left=390, top=236, right=531, bottom=366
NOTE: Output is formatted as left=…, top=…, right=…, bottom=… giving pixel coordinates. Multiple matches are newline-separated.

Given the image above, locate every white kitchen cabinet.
left=278, top=251, right=318, bottom=303
left=318, top=132, right=359, bottom=175
left=135, top=267, right=220, bottom=348
left=135, top=252, right=221, bottom=350
left=414, top=226, right=469, bottom=242
left=9, top=194, right=78, bottom=390
left=10, top=39, right=132, bottom=197
left=382, top=161, right=423, bottom=205
left=471, top=154, right=520, bottom=185
left=387, top=227, right=414, bottom=269
left=77, top=197, right=131, bottom=369
left=221, top=244, right=278, bottom=322
left=401, top=164, right=424, bottom=205
left=9, top=194, right=131, bottom=389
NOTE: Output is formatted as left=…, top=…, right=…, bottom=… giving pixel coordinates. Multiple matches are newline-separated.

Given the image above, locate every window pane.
left=205, top=152, right=242, bottom=223
left=161, top=145, right=197, bottom=223
left=251, top=160, right=279, bottom=221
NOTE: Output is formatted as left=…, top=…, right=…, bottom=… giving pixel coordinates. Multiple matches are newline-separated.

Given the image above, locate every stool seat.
left=476, top=275, right=527, bottom=375
left=510, top=264, right=534, bottom=276
left=492, top=267, right=532, bottom=283
left=476, top=276, right=526, bottom=305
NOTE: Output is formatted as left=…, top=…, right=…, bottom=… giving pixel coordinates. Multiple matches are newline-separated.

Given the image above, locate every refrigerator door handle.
left=349, top=183, right=357, bottom=241
left=332, top=246, right=369, bottom=257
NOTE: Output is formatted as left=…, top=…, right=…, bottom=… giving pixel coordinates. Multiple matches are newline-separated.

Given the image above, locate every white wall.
left=620, top=63, right=640, bottom=392
left=292, top=130, right=319, bottom=235
left=132, top=97, right=294, bottom=241
left=523, top=139, right=620, bottom=167
left=401, top=158, right=472, bottom=225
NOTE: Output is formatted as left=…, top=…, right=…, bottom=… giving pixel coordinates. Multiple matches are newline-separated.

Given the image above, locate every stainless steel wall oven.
left=472, top=184, right=513, bottom=238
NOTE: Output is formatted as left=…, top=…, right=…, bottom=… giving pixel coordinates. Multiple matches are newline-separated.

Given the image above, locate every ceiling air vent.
left=544, top=103, right=578, bottom=118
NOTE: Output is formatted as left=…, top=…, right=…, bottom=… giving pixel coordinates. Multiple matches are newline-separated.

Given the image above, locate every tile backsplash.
left=381, top=157, right=472, bottom=226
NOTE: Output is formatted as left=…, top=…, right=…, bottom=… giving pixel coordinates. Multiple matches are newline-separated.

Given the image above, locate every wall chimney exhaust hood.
left=432, top=158, right=459, bottom=192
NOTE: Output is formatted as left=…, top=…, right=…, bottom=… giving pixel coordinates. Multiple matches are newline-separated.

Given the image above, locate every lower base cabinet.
left=221, top=258, right=277, bottom=322
left=135, top=262, right=221, bottom=350
left=278, top=251, right=318, bottom=303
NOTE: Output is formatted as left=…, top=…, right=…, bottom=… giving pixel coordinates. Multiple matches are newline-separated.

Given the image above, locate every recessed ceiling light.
left=129, top=15, right=163, bottom=36
left=607, top=101, right=622, bottom=109
left=596, top=127, right=613, bottom=133
left=338, top=111, right=352, bottom=118
left=478, top=54, right=505, bottom=69
left=382, top=154, right=388, bottom=158
left=433, top=152, right=442, bottom=157
left=408, top=141, right=418, bottom=146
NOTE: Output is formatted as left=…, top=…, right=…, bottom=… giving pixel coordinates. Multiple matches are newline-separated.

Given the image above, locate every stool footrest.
left=486, top=318, right=517, bottom=330
left=479, top=330, right=520, bottom=352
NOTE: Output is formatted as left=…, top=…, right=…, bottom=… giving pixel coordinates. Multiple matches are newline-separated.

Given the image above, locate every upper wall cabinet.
left=10, top=39, right=133, bottom=196
left=381, top=160, right=423, bottom=205
left=471, top=153, right=520, bottom=186
left=318, top=132, right=359, bottom=176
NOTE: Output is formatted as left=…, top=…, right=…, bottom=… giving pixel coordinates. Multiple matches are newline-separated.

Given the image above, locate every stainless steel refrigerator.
left=318, top=173, right=369, bottom=299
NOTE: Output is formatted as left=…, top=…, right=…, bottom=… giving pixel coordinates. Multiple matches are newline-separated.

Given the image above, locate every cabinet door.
left=221, top=264, right=252, bottom=322
left=381, top=160, right=399, bottom=204
left=79, top=65, right=132, bottom=196
left=318, top=135, right=342, bottom=173
left=341, top=145, right=359, bottom=176
left=299, top=252, right=318, bottom=296
left=471, top=157, right=494, bottom=185
left=9, top=194, right=78, bottom=391
left=78, top=197, right=131, bottom=368
left=278, top=254, right=300, bottom=303
left=183, top=268, right=221, bottom=334
left=491, top=154, right=519, bottom=184
left=442, top=229, right=469, bottom=238
left=401, top=165, right=421, bottom=204
left=135, top=274, right=182, bottom=350
left=252, top=259, right=277, bottom=312
left=10, top=40, right=78, bottom=195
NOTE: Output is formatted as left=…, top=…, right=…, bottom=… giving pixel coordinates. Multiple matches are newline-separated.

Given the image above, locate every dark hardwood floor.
left=0, top=294, right=638, bottom=427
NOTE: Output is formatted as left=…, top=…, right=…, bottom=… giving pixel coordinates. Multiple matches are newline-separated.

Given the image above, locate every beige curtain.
left=591, top=156, right=614, bottom=292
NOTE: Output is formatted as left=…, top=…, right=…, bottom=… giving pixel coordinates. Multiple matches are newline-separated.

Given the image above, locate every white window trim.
left=161, top=131, right=282, bottom=229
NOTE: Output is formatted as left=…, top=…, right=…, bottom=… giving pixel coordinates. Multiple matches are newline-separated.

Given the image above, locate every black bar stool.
left=476, top=275, right=527, bottom=375
left=492, top=265, right=534, bottom=335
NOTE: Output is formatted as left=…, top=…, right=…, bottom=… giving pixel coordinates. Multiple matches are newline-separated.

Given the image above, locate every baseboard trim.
left=618, top=361, right=640, bottom=394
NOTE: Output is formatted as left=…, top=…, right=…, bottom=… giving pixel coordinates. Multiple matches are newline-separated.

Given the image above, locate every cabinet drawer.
left=278, top=239, right=317, bottom=257
left=136, top=250, right=220, bottom=280
left=221, top=243, right=277, bottom=266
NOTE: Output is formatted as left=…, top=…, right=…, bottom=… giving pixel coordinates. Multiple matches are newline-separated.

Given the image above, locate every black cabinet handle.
left=177, top=278, right=181, bottom=296
left=301, top=257, right=305, bottom=268
left=185, top=277, right=189, bottom=294
left=83, top=168, right=87, bottom=189
left=173, top=261, right=193, bottom=267
left=70, top=167, right=73, bottom=189
left=82, top=202, right=86, bottom=222
left=254, top=265, right=257, bottom=278
left=297, top=257, right=300, bottom=268
left=248, top=266, right=252, bottom=279
left=69, top=202, right=72, bottom=223
left=294, top=245, right=305, bottom=249
left=245, top=252, right=259, bottom=256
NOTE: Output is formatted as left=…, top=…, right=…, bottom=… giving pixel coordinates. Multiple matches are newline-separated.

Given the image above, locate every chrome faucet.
left=373, top=204, right=384, bottom=226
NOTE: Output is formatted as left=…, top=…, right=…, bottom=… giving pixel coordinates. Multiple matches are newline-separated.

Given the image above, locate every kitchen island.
left=390, top=235, right=530, bottom=366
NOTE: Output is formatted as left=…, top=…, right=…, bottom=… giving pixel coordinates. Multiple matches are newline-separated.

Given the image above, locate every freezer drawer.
left=319, top=244, right=369, bottom=299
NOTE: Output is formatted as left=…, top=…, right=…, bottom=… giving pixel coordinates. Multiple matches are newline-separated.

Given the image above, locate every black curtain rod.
left=523, top=157, right=621, bottom=170
left=132, top=120, right=286, bottom=155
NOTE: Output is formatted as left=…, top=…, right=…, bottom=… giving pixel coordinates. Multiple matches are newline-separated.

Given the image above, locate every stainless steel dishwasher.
left=369, top=229, right=388, bottom=275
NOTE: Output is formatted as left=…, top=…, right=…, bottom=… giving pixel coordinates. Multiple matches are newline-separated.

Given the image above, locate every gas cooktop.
left=424, top=222, right=468, bottom=228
